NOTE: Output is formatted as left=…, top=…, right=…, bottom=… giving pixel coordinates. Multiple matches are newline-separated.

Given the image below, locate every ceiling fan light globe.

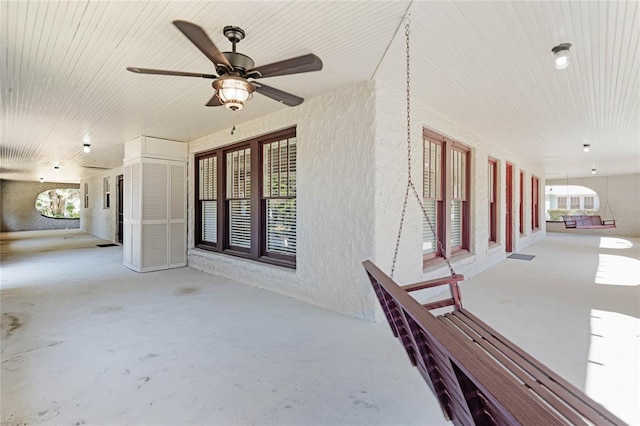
left=213, top=75, right=254, bottom=111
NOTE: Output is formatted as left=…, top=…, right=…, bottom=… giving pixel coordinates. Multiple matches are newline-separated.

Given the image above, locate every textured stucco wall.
left=80, top=167, right=123, bottom=242
left=187, top=79, right=548, bottom=320
left=188, top=81, right=378, bottom=320
left=372, top=81, right=546, bottom=308
left=0, top=180, right=80, bottom=231
left=546, top=174, right=640, bottom=237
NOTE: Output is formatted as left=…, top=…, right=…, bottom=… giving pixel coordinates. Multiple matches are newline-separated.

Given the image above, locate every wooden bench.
left=363, top=260, right=625, bottom=425
left=562, top=215, right=616, bottom=229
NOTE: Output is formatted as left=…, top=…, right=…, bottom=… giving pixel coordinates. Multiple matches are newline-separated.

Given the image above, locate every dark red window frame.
left=531, top=175, right=540, bottom=230
left=194, top=127, right=297, bottom=268
left=488, top=159, right=497, bottom=243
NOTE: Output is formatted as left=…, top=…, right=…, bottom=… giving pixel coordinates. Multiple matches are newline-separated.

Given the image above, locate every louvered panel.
left=170, top=163, right=185, bottom=220
left=131, top=162, right=141, bottom=221
left=124, top=164, right=132, bottom=218
left=451, top=200, right=462, bottom=247
left=263, top=137, right=296, bottom=197
left=142, top=162, right=167, bottom=221
left=422, top=200, right=438, bottom=256
left=266, top=199, right=296, bottom=256
left=226, top=148, right=251, bottom=199
left=124, top=222, right=133, bottom=264
left=202, top=201, right=217, bottom=244
left=229, top=199, right=251, bottom=249
left=199, top=156, right=216, bottom=200
left=130, top=223, right=140, bottom=265
left=142, top=223, right=167, bottom=269
left=170, top=222, right=186, bottom=265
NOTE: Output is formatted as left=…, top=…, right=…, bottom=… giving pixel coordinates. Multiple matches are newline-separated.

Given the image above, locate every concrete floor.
left=1, top=230, right=638, bottom=425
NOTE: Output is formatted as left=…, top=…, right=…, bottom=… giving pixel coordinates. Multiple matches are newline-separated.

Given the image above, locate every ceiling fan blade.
left=173, top=20, right=233, bottom=71
left=206, top=93, right=223, bottom=107
left=247, top=54, right=322, bottom=79
left=127, top=67, right=217, bottom=79
left=252, top=82, right=303, bottom=107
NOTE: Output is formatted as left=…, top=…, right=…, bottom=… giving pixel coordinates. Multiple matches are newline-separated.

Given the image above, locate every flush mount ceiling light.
left=552, top=43, right=572, bottom=70
left=583, top=144, right=590, bottom=152
left=83, top=143, right=91, bottom=153
left=212, top=74, right=255, bottom=111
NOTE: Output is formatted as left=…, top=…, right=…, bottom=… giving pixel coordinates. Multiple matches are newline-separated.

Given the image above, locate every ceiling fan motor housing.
left=218, top=52, right=255, bottom=75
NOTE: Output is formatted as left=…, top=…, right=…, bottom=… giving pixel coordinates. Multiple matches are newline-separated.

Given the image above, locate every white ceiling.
left=1, top=1, right=638, bottom=183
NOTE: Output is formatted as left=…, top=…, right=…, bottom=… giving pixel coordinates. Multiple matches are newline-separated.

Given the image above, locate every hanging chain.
left=391, top=16, right=456, bottom=279
left=390, top=18, right=413, bottom=278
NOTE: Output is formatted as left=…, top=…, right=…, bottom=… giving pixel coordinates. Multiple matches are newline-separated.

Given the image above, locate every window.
left=570, top=196, right=580, bottom=209
left=422, top=138, right=442, bottom=258
left=195, top=127, right=297, bottom=267
left=84, top=183, right=89, bottom=208
left=226, top=147, right=252, bottom=251
left=198, top=155, right=218, bottom=245
left=422, top=129, right=470, bottom=266
left=584, top=196, right=594, bottom=210
left=519, top=171, right=524, bottom=235
left=531, top=175, right=540, bottom=230
left=557, top=196, right=567, bottom=208
left=103, top=177, right=111, bottom=209
left=263, top=138, right=297, bottom=259
left=488, top=159, right=497, bottom=243
left=545, top=185, right=600, bottom=220
left=450, top=147, right=468, bottom=251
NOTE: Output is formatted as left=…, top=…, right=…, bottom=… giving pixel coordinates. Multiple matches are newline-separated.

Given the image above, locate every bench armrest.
left=402, top=275, right=464, bottom=292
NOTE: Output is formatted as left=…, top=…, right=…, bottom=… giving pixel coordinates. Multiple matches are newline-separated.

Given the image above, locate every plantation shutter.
left=570, top=196, right=580, bottom=209
left=263, top=137, right=297, bottom=257
left=199, top=156, right=217, bottom=244
left=450, top=200, right=462, bottom=247
left=227, top=148, right=251, bottom=249
left=423, top=138, right=441, bottom=257
left=584, top=196, right=594, bottom=210
left=558, top=196, right=567, bottom=208
left=422, top=200, right=438, bottom=255
left=451, top=148, right=466, bottom=249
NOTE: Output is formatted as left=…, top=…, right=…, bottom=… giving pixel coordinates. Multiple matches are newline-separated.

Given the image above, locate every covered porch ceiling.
left=1, top=1, right=638, bottom=183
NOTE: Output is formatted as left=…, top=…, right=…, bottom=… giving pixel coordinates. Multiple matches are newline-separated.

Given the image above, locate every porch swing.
left=361, top=16, right=623, bottom=426
left=562, top=177, right=617, bottom=229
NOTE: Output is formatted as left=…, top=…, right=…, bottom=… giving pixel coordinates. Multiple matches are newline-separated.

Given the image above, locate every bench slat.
left=364, top=261, right=566, bottom=425
left=452, top=309, right=625, bottom=426
left=363, top=260, right=626, bottom=426
left=441, top=313, right=589, bottom=425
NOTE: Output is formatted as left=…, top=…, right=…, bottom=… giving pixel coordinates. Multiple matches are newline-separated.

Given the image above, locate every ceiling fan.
left=127, top=20, right=322, bottom=111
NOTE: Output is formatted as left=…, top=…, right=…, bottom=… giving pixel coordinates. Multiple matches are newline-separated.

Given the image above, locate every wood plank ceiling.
left=1, top=1, right=638, bottom=183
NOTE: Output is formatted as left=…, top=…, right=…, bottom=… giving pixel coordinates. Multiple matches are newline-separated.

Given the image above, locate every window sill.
left=423, top=250, right=472, bottom=274
left=189, top=247, right=296, bottom=271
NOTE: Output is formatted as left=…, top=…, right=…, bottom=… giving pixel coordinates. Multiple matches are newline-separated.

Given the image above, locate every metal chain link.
left=390, top=16, right=457, bottom=279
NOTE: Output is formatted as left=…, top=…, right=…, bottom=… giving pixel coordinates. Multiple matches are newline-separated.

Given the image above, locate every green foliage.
left=35, top=188, right=81, bottom=219
left=548, top=209, right=598, bottom=221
